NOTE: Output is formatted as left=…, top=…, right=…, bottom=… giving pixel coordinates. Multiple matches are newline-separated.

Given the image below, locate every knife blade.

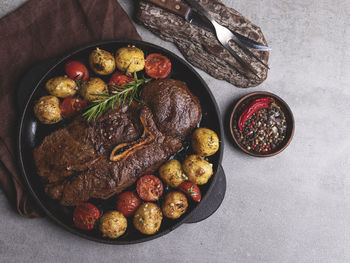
left=145, top=0, right=271, bottom=51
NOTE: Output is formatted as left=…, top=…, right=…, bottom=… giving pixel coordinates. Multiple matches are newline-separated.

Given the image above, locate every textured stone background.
left=1, top=0, right=350, bottom=262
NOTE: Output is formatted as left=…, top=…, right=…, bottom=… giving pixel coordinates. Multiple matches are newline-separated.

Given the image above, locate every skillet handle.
left=184, top=164, right=226, bottom=224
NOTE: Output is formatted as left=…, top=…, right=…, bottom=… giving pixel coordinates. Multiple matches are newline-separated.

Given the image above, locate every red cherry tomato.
left=145, top=53, right=171, bottom=79
left=116, top=191, right=142, bottom=217
left=179, top=181, right=201, bottom=202
left=108, top=72, right=134, bottom=92
left=65, top=61, right=89, bottom=81
left=136, top=175, right=164, bottom=201
left=73, top=203, right=100, bottom=230
left=60, top=97, right=87, bottom=119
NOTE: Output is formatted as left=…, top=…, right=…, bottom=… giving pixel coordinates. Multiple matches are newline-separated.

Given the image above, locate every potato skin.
left=159, top=159, right=187, bottom=188
left=34, top=96, right=62, bottom=124
left=133, top=203, right=162, bottom=235
left=162, top=191, right=188, bottom=219
left=182, top=155, right=213, bottom=185
left=89, top=48, right=116, bottom=75
left=45, top=76, right=77, bottom=98
left=115, top=46, right=145, bottom=73
left=99, top=211, right=127, bottom=239
left=191, top=128, right=219, bottom=156
left=81, top=77, right=108, bottom=103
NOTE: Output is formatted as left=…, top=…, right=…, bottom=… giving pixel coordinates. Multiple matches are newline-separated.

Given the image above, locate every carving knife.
left=145, top=0, right=271, bottom=51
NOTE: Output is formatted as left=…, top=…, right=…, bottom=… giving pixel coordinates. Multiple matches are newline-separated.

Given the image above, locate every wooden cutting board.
left=136, top=0, right=269, bottom=88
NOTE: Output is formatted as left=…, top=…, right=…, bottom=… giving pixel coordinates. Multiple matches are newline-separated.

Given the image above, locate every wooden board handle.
left=146, top=0, right=191, bottom=19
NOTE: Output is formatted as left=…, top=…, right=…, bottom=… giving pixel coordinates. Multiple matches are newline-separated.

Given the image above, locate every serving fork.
left=185, top=0, right=270, bottom=78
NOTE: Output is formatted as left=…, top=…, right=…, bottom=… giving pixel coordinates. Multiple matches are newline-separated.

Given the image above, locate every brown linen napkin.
left=137, top=0, right=269, bottom=88
left=0, top=0, right=141, bottom=218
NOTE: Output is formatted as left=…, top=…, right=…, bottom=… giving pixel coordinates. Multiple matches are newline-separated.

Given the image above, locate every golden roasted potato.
left=133, top=203, right=162, bottom=235
left=45, top=76, right=77, bottom=98
left=89, top=48, right=116, bottom=75
left=162, top=191, right=188, bottom=219
left=34, top=96, right=62, bottom=124
left=191, top=128, right=220, bottom=156
left=99, top=211, right=127, bottom=239
left=115, top=46, right=145, bottom=73
left=182, top=155, right=213, bottom=185
left=81, top=77, right=108, bottom=103
left=159, top=159, right=187, bottom=188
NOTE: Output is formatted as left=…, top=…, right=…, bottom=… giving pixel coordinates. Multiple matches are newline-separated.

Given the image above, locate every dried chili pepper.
left=238, top=97, right=275, bottom=131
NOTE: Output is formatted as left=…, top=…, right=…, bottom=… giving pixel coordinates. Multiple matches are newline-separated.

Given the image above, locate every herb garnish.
left=74, top=75, right=84, bottom=91
left=82, top=72, right=151, bottom=122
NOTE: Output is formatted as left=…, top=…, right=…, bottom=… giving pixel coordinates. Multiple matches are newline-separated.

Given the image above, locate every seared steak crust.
left=141, top=79, right=201, bottom=139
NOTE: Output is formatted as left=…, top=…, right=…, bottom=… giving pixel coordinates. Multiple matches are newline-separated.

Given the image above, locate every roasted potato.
left=115, top=46, right=145, bottom=73
left=99, top=211, right=127, bottom=239
left=162, top=191, right=188, bottom=219
left=133, top=203, right=162, bottom=235
left=34, top=96, right=62, bottom=124
left=81, top=77, right=108, bottom=103
left=191, top=128, right=220, bottom=156
left=182, top=155, right=213, bottom=185
left=89, top=48, right=116, bottom=75
left=159, top=159, right=187, bottom=188
left=45, top=76, right=77, bottom=98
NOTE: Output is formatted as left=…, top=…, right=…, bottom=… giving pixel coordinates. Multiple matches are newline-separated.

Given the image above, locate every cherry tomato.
left=73, top=203, right=100, bottom=230
left=179, top=181, right=201, bottom=202
left=116, top=191, right=142, bottom=217
left=136, top=175, right=164, bottom=202
left=65, top=61, right=89, bottom=81
left=108, top=72, right=134, bottom=92
left=145, top=53, right=171, bottom=79
left=60, top=97, right=87, bottom=119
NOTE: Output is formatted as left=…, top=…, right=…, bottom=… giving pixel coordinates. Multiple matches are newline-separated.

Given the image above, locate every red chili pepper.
left=238, top=97, right=274, bottom=131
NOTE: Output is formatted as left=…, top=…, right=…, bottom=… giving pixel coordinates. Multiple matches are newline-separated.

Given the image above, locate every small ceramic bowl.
left=229, top=91, right=294, bottom=157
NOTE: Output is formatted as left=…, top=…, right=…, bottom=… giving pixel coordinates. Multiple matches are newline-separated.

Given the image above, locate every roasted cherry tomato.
left=65, top=61, right=89, bottom=81
left=179, top=181, right=201, bottom=202
left=116, top=191, right=142, bottom=217
left=145, top=53, right=171, bottom=79
left=136, top=175, right=164, bottom=202
left=73, top=203, right=100, bottom=230
left=108, top=72, right=134, bottom=92
left=60, top=97, right=87, bottom=119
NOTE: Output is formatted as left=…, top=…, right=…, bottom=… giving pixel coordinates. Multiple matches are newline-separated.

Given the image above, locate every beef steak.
left=34, top=104, right=143, bottom=183
left=34, top=79, right=201, bottom=206
left=141, top=79, right=201, bottom=139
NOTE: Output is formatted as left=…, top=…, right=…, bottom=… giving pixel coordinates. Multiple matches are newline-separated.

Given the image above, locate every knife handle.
left=146, top=0, right=191, bottom=20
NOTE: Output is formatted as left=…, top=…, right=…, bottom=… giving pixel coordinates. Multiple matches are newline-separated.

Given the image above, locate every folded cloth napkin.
left=0, top=0, right=141, bottom=218
left=137, top=0, right=269, bottom=88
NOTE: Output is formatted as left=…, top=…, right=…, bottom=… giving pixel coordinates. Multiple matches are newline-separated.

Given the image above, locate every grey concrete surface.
left=1, top=0, right=350, bottom=262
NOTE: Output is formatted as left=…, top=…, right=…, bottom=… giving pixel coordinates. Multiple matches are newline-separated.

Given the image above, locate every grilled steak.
left=34, top=103, right=143, bottom=184
left=34, top=79, right=201, bottom=206
left=141, top=79, right=201, bottom=139
left=44, top=107, right=182, bottom=205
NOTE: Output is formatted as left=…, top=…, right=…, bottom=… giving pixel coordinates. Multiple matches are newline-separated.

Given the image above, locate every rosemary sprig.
left=74, top=75, right=83, bottom=91
left=82, top=72, right=151, bottom=122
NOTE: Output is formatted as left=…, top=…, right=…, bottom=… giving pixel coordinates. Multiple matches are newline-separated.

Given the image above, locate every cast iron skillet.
left=17, top=40, right=225, bottom=244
